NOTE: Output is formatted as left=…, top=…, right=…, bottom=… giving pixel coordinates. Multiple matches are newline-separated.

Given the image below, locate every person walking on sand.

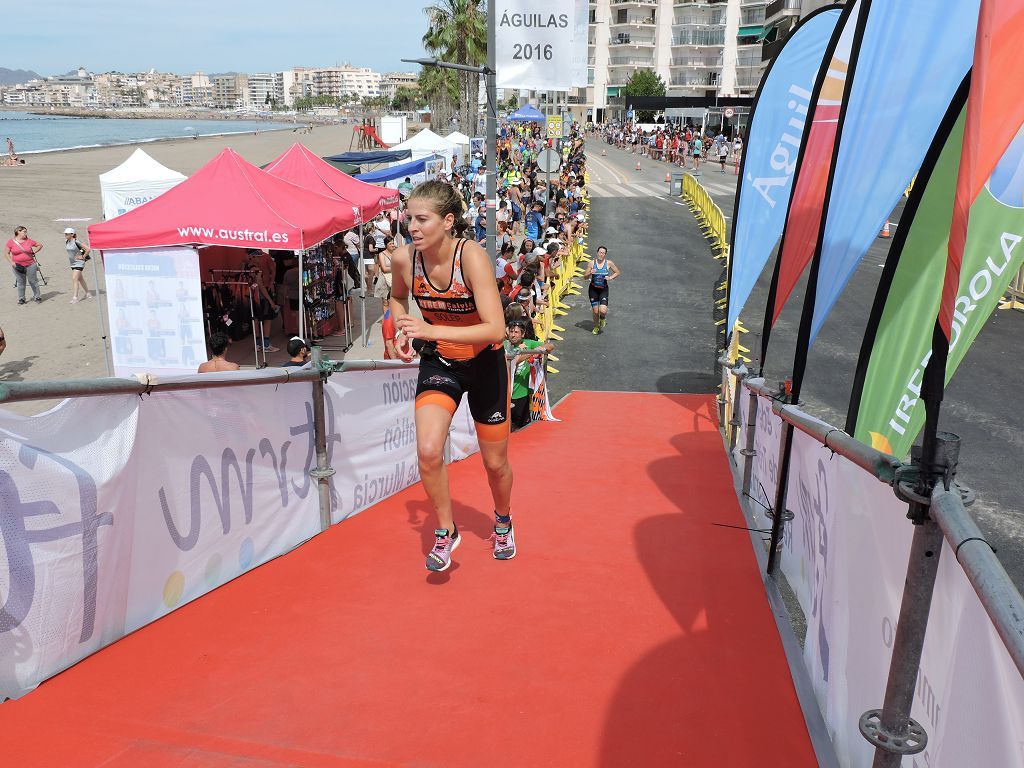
left=6, top=137, right=16, bottom=166
left=64, top=228, right=91, bottom=303
left=389, top=180, right=516, bottom=571
left=5, top=226, right=43, bottom=304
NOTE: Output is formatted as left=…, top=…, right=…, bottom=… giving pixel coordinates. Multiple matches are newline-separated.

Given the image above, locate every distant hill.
left=0, top=68, right=41, bottom=85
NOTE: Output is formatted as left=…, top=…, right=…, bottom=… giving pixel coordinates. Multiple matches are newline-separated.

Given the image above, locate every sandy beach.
left=0, top=123, right=397, bottom=413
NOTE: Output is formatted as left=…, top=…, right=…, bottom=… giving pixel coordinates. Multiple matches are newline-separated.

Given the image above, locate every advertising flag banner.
left=850, top=105, right=1024, bottom=457
left=940, top=0, right=1024, bottom=339
left=769, top=4, right=858, bottom=325
left=807, top=0, right=981, bottom=343
left=727, top=6, right=843, bottom=331
left=495, top=0, right=578, bottom=91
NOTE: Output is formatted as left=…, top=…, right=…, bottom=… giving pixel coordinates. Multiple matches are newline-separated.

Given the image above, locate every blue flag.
left=727, top=6, right=843, bottom=332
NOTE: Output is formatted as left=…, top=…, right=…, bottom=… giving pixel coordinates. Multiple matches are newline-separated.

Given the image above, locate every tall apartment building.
left=762, top=0, right=838, bottom=61
left=580, top=0, right=767, bottom=122
left=247, top=73, right=275, bottom=109
left=212, top=74, right=249, bottom=108
left=380, top=72, right=419, bottom=104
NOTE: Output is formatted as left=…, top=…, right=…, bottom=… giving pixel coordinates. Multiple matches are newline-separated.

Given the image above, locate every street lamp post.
left=403, top=5, right=497, bottom=258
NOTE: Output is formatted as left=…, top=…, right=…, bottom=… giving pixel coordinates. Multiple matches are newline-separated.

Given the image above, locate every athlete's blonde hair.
left=408, top=180, right=470, bottom=237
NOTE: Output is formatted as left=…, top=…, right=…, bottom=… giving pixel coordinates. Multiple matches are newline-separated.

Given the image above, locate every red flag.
left=939, top=1, right=1024, bottom=339
left=771, top=26, right=854, bottom=323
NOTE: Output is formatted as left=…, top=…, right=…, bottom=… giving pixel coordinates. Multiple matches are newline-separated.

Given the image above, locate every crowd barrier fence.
left=0, top=353, right=484, bottom=701
left=1002, top=265, right=1024, bottom=311
left=717, top=359, right=1024, bottom=768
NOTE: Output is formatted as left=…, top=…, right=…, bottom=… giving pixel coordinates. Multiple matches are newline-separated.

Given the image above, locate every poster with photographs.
left=104, top=247, right=204, bottom=377
left=425, top=157, right=445, bottom=180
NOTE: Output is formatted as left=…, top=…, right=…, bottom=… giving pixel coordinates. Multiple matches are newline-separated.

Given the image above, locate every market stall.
left=264, top=143, right=402, bottom=345
left=88, top=148, right=360, bottom=375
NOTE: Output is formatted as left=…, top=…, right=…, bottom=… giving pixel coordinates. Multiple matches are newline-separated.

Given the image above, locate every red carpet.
left=1, top=392, right=816, bottom=767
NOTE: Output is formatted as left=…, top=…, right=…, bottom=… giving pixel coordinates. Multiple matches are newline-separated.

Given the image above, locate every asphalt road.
left=557, top=137, right=1024, bottom=589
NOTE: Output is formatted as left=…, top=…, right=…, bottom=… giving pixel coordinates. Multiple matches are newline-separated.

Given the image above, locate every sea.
left=0, top=110, right=297, bottom=154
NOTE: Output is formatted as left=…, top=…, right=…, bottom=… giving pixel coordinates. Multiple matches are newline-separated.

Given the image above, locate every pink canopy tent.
left=263, top=143, right=400, bottom=218
left=88, top=148, right=360, bottom=251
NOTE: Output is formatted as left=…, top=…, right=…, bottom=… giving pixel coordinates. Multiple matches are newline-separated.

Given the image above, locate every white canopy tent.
left=444, top=131, right=470, bottom=164
left=99, top=148, right=186, bottom=220
left=390, top=129, right=459, bottom=171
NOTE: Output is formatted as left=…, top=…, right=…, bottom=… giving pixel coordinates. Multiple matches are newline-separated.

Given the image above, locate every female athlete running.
left=584, top=245, right=621, bottom=334
left=390, top=181, right=516, bottom=571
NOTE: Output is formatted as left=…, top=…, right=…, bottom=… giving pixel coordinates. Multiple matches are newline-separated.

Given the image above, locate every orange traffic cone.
left=879, top=220, right=891, bottom=238
left=665, top=172, right=671, bottom=183
left=636, top=160, right=642, bottom=171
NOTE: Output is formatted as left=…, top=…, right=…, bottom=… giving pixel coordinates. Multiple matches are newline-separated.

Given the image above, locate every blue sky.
left=10, top=0, right=429, bottom=76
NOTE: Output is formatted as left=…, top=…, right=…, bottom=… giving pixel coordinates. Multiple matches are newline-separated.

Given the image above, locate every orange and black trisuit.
left=411, top=238, right=510, bottom=442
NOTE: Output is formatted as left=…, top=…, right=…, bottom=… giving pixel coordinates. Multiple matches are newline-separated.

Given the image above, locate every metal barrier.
left=720, top=360, right=1024, bottom=766
left=1002, top=265, right=1024, bottom=311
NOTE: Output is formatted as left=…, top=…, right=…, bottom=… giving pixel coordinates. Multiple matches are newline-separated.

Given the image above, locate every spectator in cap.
left=282, top=336, right=311, bottom=368
left=64, top=227, right=92, bottom=303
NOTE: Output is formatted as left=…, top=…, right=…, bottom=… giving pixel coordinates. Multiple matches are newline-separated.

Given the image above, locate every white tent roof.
left=99, top=148, right=186, bottom=185
left=391, top=128, right=458, bottom=156
left=444, top=131, right=471, bottom=145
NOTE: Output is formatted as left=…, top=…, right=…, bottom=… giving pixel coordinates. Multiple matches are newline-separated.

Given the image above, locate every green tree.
left=418, top=65, right=459, bottom=128
left=623, top=69, right=666, bottom=123
left=392, top=86, right=422, bottom=112
left=422, top=0, right=486, bottom=132
left=503, top=93, right=519, bottom=113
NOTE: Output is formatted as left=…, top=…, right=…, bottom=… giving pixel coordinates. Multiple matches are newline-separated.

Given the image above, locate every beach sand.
left=0, top=123, right=395, bottom=413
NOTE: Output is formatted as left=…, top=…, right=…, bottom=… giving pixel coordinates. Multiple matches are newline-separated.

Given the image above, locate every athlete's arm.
left=583, top=259, right=594, bottom=279
left=607, top=260, right=622, bottom=280
left=388, top=245, right=415, bottom=361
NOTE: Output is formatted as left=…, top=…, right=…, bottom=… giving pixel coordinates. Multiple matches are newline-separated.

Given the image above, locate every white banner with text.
left=496, top=0, right=579, bottom=91
left=735, top=383, right=1024, bottom=767
left=0, top=367, right=480, bottom=700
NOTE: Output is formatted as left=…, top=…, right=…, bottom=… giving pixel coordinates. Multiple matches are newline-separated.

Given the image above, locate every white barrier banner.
left=783, top=428, right=1024, bottom=767
left=126, top=385, right=322, bottom=630
left=0, top=395, right=139, bottom=700
left=326, top=367, right=480, bottom=523
left=0, top=367, right=481, bottom=700
left=496, top=0, right=577, bottom=91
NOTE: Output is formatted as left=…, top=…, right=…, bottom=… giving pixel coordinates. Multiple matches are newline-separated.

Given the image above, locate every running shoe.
left=33, top=297, right=41, bottom=303
left=426, top=527, right=461, bottom=571
left=264, top=344, right=280, bottom=353
left=592, top=325, right=600, bottom=335
left=17, top=299, right=26, bottom=305
left=69, top=297, right=79, bottom=304
left=490, top=524, right=517, bottom=560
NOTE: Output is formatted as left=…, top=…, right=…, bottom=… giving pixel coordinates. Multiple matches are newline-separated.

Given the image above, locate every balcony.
left=672, top=30, right=726, bottom=46
left=674, top=0, right=727, bottom=6
left=611, top=33, right=657, bottom=47
left=612, top=0, right=657, bottom=5
left=765, top=0, right=801, bottom=23
left=670, top=55, right=721, bottom=68
left=610, top=14, right=657, bottom=27
left=675, top=14, right=724, bottom=26
left=671, top=74, right=719, bottom=87
left=608, top=56, right=657, bottom=67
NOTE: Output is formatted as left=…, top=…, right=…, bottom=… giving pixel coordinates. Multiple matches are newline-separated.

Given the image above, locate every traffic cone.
left=636, top=160, right=642, bottom=171
left=879, top=220, right=891, bottom=238
left=665, top=172, right=671, bottom=183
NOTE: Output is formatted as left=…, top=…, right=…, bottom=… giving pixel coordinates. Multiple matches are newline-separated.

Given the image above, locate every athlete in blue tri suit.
left=584, top=245, right=621, bottom=335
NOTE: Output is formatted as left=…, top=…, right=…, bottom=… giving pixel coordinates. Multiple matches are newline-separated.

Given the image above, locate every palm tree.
left=422, top=0, right=486, bottom=133
left=418, top=65, right=459, bottom=129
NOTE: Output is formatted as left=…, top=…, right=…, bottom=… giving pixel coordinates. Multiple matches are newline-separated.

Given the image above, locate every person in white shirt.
left=473, top=164, right=488, bottom=197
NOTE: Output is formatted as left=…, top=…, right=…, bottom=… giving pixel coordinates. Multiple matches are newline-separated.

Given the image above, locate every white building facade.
left=577, top=0, right=767, bottom=121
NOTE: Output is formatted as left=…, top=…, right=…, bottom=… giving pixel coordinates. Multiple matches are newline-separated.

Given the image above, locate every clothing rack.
left=204, top=269, right=266, bottom=368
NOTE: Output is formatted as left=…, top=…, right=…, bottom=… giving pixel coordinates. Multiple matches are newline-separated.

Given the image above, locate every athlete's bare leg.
left=415, top=403, right=457, bottom=533
left=477, top=436, right=513, bottom=517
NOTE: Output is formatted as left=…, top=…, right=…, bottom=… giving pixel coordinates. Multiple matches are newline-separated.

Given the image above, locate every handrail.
left=742, top=376, right=904, bottom=484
